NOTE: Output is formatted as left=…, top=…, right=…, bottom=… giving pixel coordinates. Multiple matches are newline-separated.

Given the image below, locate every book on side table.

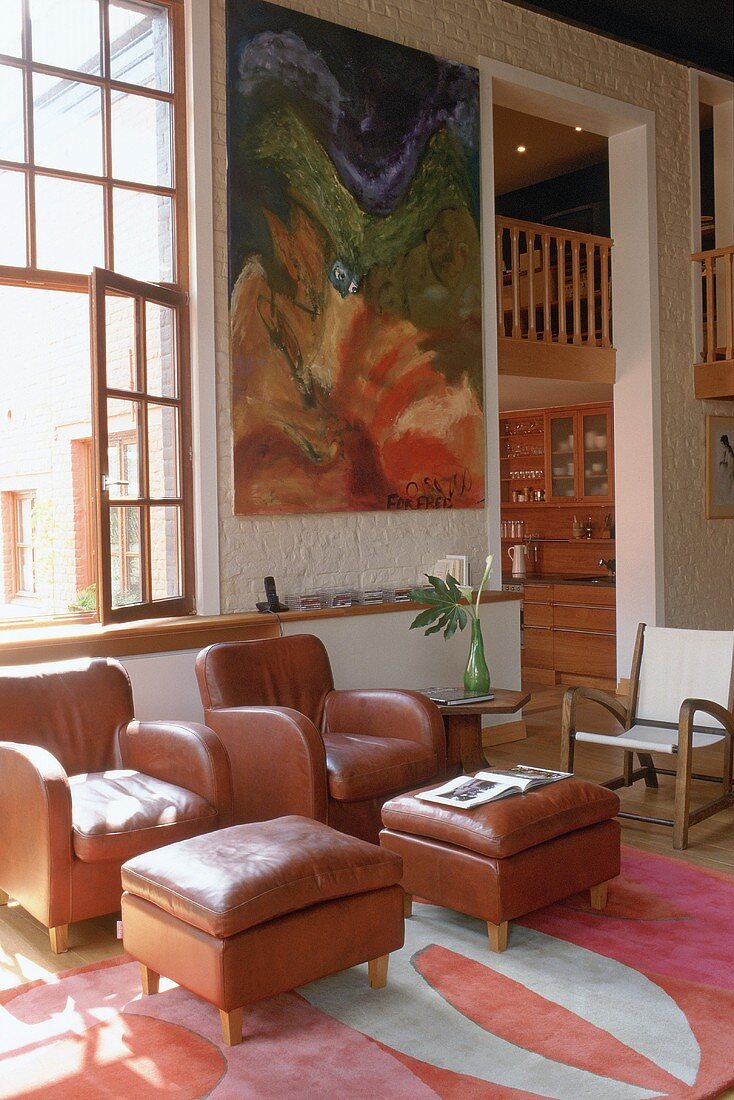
left=421, top=688, right=495, bottom=705
left=415, top=765, right=571, bottom=809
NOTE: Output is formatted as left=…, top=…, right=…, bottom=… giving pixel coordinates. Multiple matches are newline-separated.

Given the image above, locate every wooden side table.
left=434, top=689, right=531, bottom=774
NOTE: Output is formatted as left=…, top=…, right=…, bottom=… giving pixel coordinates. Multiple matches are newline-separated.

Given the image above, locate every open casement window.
left=91, top=267, right=193, bottom=623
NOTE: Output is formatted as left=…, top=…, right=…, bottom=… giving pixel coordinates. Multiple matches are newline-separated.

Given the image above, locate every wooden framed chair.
left=560, top=623, right=734, bottom=849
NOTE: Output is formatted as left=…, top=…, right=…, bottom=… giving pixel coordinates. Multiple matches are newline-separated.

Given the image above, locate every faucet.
left=599, top=558, right=616, bottom=577
left=526, top=534, right=540, bottom=568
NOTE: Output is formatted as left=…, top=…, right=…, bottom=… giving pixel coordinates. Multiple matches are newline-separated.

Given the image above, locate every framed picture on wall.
left=706, top=415, right=734, bottom=518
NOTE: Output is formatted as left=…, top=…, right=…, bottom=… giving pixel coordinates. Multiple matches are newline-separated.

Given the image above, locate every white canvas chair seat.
left=575, top=724, right=726, bottom=755
left=561, top=623, right=734, bottom=850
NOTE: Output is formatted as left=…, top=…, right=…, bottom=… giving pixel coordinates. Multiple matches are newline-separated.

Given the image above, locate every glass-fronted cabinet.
left=547, top=413, right=576, bottom=500
left=580, top=408, right=614, bottom=502
left=544, top=404, right=613, bottom=503
left=501, top=402, right=613, bottom=506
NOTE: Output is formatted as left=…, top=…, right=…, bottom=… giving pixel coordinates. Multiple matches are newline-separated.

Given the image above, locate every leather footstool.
left=121, top=816, right=404, bottom=1045
left=380, top=777, right=620, bottom=952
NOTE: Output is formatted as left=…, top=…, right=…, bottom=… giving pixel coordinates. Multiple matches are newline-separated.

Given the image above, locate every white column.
left=713, top=99, right=734, bottom=248
left=186, top=0, right=221, bottom=615
left=479, top=71, right=503, bottom=590
left=609, top=124, right=665, bottom=671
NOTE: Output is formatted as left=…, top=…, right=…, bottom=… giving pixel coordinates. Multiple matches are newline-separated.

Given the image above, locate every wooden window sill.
left=0, top=592, right=520, bottom=666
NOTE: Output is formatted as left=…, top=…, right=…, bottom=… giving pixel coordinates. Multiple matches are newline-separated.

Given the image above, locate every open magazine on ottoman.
left=415, top=765, right=571, bottom=808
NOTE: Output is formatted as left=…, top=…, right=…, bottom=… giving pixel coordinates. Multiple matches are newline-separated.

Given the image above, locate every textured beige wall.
left=210, top=0, right=733, bottom=625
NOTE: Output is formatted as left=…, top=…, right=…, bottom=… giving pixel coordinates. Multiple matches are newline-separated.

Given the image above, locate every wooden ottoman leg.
left=368, top=955, right=389, bottom=989
left=49, top=925, right=68, bottom=954
left=220, top=1007, right=244, bottom=1046
left=487, top=921, right=508, bottom=953
left=140, top=964, right=160, bottom=995
left=403, top=892, right=413, bottom=918
left=590, top=881, right=609, bottom=910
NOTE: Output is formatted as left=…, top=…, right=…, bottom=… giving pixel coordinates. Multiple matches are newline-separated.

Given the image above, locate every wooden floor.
left=1, top=682, right=732, bottom=1097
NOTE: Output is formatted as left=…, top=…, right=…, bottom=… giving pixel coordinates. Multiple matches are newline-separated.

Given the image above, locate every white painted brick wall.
left=211, top=0, right=734, bottom=627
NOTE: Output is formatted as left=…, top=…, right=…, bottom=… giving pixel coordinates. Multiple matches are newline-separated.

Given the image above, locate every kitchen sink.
left=564, top=575, right=615, bottom=585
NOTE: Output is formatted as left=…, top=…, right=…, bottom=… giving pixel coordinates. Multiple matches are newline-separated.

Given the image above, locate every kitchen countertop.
left=503, top=573, right=616, bottom=588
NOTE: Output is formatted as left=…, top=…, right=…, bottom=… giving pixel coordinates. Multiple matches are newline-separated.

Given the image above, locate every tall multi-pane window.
left=0, top=0, right=192, bottom=624
left=14, top=492, right=36, bottom=597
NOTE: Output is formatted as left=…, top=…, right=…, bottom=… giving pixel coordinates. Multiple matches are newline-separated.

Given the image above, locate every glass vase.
left=464, top=616, right=490, bottom=694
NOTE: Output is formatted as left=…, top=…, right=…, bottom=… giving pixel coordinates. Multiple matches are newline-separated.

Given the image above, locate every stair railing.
left=496, top=216, right=613, bottom=348
left=692, top=244, right=734, bottom=364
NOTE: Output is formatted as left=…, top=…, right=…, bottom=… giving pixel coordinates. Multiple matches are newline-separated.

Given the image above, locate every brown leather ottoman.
left=380, top=777, right=620, bottom=952
left=121, top=816, right=404, bottom=1045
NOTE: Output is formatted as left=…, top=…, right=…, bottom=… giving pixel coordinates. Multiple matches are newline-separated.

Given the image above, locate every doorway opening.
left=480, top=59, right=663, bottom=680
left=492, top=105, right=616, bottom=689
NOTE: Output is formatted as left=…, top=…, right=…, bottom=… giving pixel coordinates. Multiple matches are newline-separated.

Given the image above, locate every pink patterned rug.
left=2, top=846, right=733, bottom=1099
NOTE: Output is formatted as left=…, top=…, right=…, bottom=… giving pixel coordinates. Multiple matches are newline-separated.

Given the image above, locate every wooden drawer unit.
left=553, top=604, right=616, bottom=632
left=521, top=583, right=554, bottom=677
left=552, top=584, right=615, bottom=607
left=553, top=629, right=616, bottom=680
left=524, top=601, right=553, bottom=627
left=523, top=584, right=553, bottom=603
left=523, top=625, right=554, bottom=670
left=521, top=580, right=616, bottom=685
left=552, top=582, right=616, bottom=683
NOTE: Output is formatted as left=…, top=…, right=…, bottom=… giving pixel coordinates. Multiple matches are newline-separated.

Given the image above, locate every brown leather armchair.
left=195, top=634, right=446, bottom=844
left=0, top=658, right=232, bottom=953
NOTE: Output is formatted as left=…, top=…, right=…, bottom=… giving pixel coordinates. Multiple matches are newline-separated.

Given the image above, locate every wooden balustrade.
left=691, top=244, right=734, bottom=399
left=693, top=244, right=734, bottom=362
left=496, top=216, right=613, bottom=349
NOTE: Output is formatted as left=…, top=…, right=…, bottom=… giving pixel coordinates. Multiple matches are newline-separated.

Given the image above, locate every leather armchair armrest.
left=203, top=706, right=328, bottom=826
left=0, top=742, right=73, bottom=929
left=120, top=720, right=234, bottom=824
left=324, top=689, right=447, bottom=770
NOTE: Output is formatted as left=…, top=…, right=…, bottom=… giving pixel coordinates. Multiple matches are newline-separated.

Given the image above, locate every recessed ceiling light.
left=516, top=144, right=526, bottom=153
left=574, top=126, right=583, bottom=132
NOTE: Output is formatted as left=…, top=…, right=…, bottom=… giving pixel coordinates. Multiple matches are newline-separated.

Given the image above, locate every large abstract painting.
left=227, top=2, right=484, bottom=514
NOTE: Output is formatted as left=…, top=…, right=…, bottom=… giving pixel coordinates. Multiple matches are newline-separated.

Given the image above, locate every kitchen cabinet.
left=553, top=603, right=615, bottom=632
left=547, top=412, right=576, bottom=501
left=499, top=412, right=546, bottom=504
left=553, top=628, right=616, bottom=680
left=522, top=584, right=554, bottom=681
left=579, top=407, right=614, bottom=502
left=523, top=626, right=554, bottom=673
left=552, top=583, right=616, bottom=683
left=545, top=403, right=613, bottom=504
left=521, top=581, right=616, bottom=686
left=500, top=402, right=613, bottom=506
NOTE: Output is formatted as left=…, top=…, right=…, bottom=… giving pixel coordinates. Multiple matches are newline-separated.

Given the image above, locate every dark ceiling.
left=503, top=0, right=734, bottom=79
